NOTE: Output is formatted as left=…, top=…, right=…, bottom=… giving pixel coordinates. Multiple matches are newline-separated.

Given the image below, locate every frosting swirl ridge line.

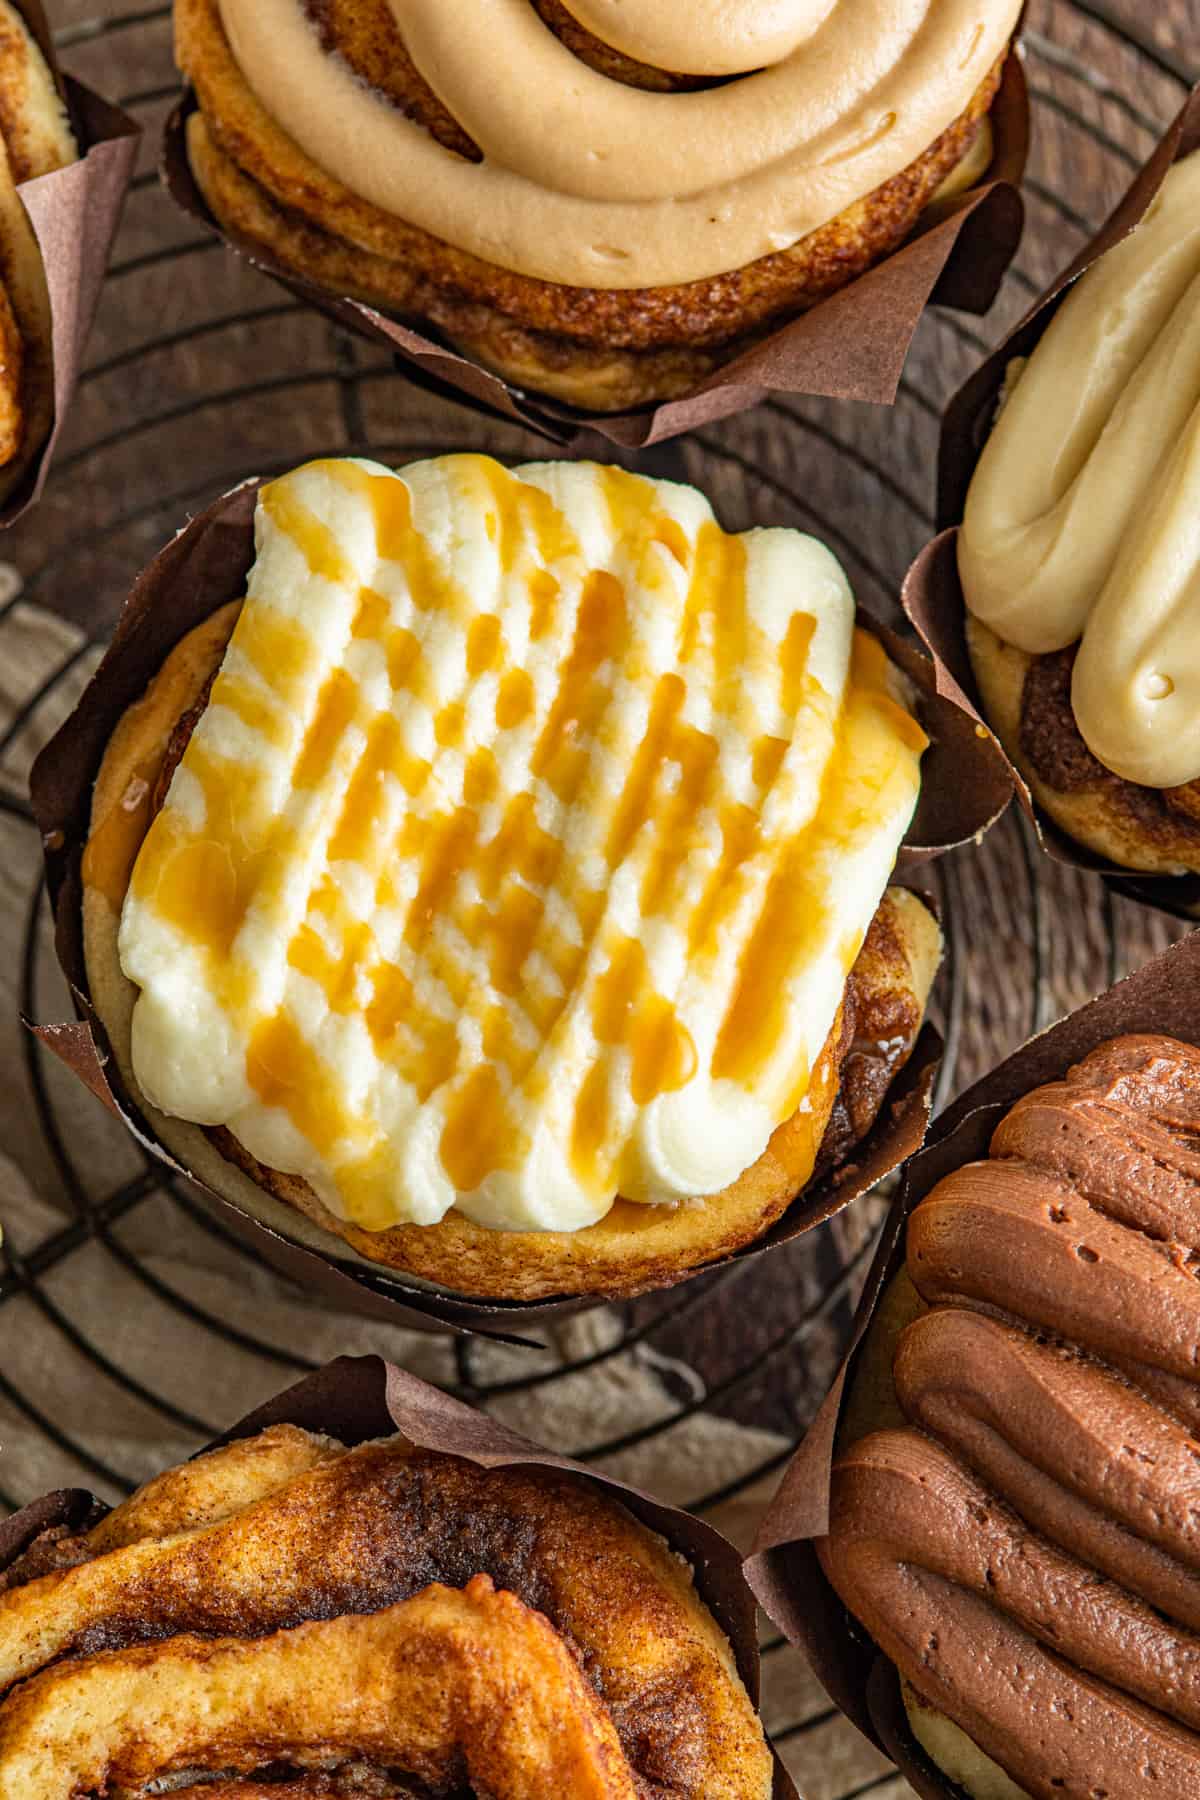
left=216, top=0, right=1019, bottom=287
left=958, top=152, right=1200, bottom=787
left=894, top=1308, right=1200, bottom=1602
left=819, top=1427, right=1200, bottom=1798
left=556, top=0, right=838, bottom=77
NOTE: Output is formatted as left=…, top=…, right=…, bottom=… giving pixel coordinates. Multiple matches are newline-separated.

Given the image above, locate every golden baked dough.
left=0, top=1, right=76, bottom=501
left=0, top=0, right=75, bottom=183
left=967, top=614, right=1200, bottom=875
left=86, top=1421, right=341, bottom=1550
left=904, top=1683, right=1029, bottom=1800
left=0, top=3, right=76, bottom=503
left=0, top=270, right=22, bottom=468
left=175, top=0, right=1013, bottom=410
left=821, top=1034, right=1200, bottom=1800
left=0, top=1428, right=773, bottom=1797
left=0, top=1579, right=642, bottom=1798
left=80, top=597, right=940, bottom=1299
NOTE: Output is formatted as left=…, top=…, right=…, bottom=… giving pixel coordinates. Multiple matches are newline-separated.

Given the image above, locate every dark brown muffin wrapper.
left=26, top=474, right=1012, bottom=1338
left=0, top=1353, right=796, bottom=1798
left=745, top=927, right=1200, bottom=1796
left=157, top=47, right=1027, bottom=448
left=0, top=2, right=140, bottom=525
left=904, top=80, right=1200, bottom=921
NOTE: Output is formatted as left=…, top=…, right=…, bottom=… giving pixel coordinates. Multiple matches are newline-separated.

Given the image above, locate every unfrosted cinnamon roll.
left=0, top=0, right=77, bottom=502
left=77, top=453, right=941, bottom=1302
left=819, top=1033, right=1200, bottom=1800
left=960, top=151, right=1200, bottom=877
left=0, top=1425, right=773, bottom=1797
left=174, top=0, right=1021, bottom=410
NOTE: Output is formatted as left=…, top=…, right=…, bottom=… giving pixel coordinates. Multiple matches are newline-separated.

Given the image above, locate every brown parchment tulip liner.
left=27, top=474, right=1013, bottom=1342
left=157, top=46, right=1028, bottom=449
left=0, top=1352, right=797, bottom=1800
left=0, top=1, right=139, bottom=525
left=746, top=928, right=1200, bottom=1800
left=903, top=81, right=1200, bottom=924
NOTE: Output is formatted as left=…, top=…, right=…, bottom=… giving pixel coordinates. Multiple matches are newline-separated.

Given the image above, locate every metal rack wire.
left=0, top=4, right=1194, bottom=1788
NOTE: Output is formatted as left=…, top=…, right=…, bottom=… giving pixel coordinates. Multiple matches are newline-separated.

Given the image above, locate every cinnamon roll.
left=819, top=1033, right=1200, bottom=1799
left=173, top=0, right=1021, bottom=411
left=960, top=151, right=1200, bottom=876
left=0, top=1, right=77, bottom=502
left=0, top=1424, right=773, bottom=1797
left=77, top=452, right=941, bottom=1301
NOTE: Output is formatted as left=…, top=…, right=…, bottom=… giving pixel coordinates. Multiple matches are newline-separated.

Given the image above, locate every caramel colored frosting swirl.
left=820, top=1033, right=1200, bottom=1799
left=115, top=455, right=924, bottom=1236
left=959, top=152, right=1200, bottom=789
left=215, top=0, right=1019, bottom=289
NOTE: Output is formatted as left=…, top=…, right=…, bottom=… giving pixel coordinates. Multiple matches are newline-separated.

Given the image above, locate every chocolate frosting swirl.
left=819, top=1032, right=1200, bottom=1799
left=823, top=1430, right=1200, bottom=1797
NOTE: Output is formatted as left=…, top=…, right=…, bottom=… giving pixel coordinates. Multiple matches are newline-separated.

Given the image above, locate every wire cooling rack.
left=0, top=5, right=1195, bottom=1793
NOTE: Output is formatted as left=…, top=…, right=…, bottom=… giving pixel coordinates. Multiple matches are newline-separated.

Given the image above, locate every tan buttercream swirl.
left=958, top=151, right=1200, bottom=789
left=215, top=0, right=1019, bottom=290
left=555, top=1, right=837, bottom=76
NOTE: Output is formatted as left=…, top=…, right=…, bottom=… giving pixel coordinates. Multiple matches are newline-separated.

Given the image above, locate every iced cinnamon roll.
left=78, top=452, right=940, bottom=1301
left=174, top=0, right=1021, bottom=410
left=0, top=1425, right=773, bottom=1797
left=819, top=1033, right=1200, bottom=1800
left=960, top=151, right=1200, bottom=876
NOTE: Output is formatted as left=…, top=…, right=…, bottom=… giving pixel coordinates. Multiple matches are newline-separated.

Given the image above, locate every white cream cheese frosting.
left=215, top=0, right=1020, bottom=290
left=958, top=151, right=1200, bottom=790
left=118, top=455, right=924, bottom=1235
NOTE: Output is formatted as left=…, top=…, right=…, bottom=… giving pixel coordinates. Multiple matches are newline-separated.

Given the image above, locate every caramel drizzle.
left=126, top=455, right=924, bottom=1219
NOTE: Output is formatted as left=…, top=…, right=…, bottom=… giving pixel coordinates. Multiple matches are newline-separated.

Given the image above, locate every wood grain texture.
left=7, top=3, right=1199, bottom=1795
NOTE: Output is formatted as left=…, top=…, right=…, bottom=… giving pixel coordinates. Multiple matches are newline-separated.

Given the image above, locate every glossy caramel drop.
left=440, top=1065, right=520, bottom=1192
left=495, top=669, right=534, bottom=730
left=780, top=611, right=817, bottom=717
left=531, top=569, right=627, bottom=800
left=591, top=937, right=697, bottom=1103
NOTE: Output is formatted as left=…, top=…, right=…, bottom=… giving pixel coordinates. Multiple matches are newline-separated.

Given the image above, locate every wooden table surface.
left=6, top=3, right=1200, bottom=1795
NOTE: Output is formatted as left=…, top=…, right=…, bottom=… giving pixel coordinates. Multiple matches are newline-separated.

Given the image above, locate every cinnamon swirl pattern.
left=174, top=0, right=1021, bottom=407
left=819, top=1034, right=1200, bottom=1800
left=0, top=1426, right=773, bottom=1797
